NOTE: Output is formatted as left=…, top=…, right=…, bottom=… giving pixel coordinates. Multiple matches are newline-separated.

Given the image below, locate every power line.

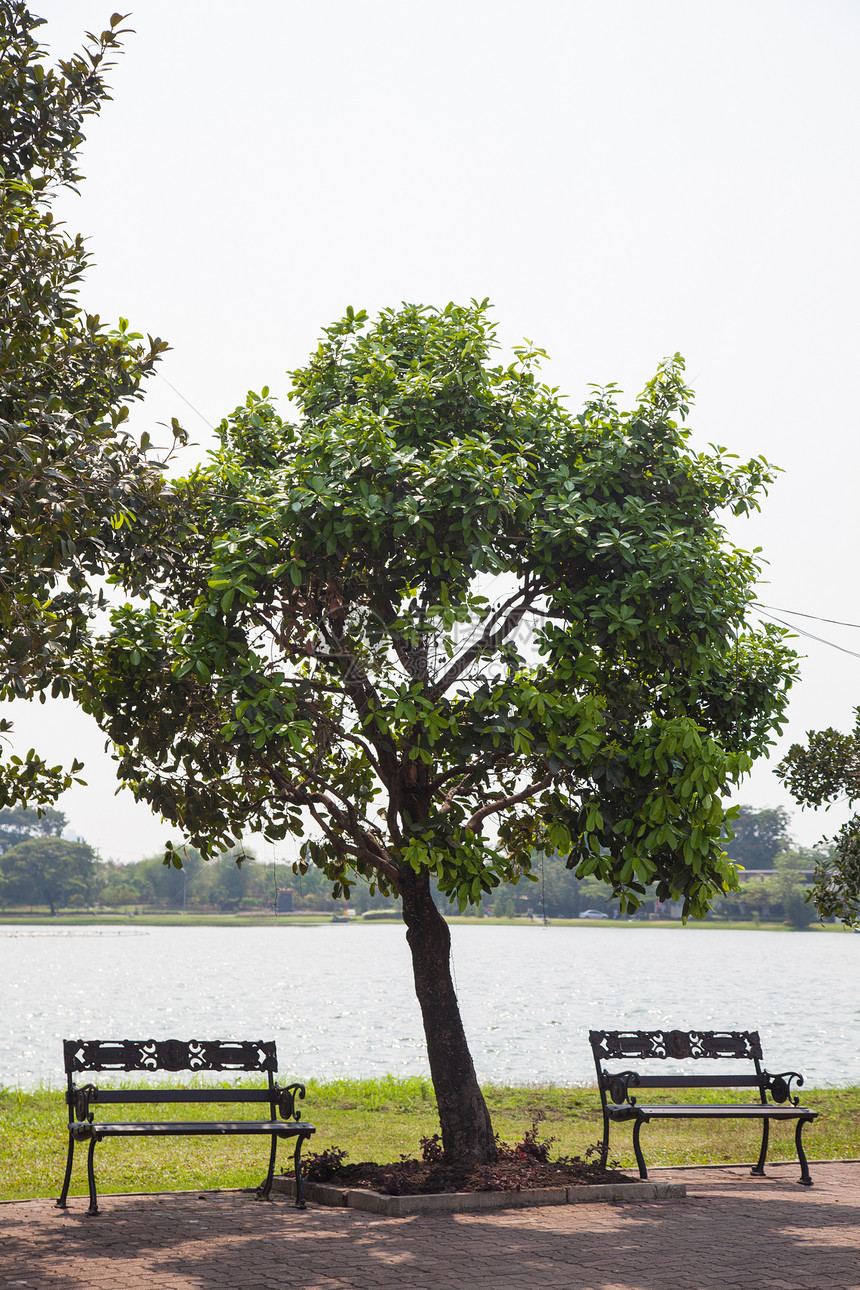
left=756, top=604, right=860, bottom=631
left=155, top=371, right=217, bottom=431
left=753, top=609, right=860, bottom=661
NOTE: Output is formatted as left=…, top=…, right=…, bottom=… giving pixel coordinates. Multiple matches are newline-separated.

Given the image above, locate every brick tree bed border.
left=270, top=1175, right=685, bottom=1215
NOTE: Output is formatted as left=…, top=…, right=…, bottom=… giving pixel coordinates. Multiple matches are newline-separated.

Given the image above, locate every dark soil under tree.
left=311, top=1157, right=633, bottom=1196
left=302, top=1127, right=632, bottom=1196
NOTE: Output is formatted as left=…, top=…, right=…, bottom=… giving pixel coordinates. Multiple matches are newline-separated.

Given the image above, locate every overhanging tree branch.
left=464, top=776, right=553, bottom=833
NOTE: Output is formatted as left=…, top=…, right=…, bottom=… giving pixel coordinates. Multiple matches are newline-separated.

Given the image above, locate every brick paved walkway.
left=2, top=1163, right=859, bottom=1289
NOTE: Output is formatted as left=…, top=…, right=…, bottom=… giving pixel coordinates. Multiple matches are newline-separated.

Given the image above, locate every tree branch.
left=317, top=623, right=401, bottom=788
left=427, top=758, right=497, bottom=796
left=262, top=758, right=401, bottom=888
left=305, top=801, right=402, bottom=889
left=434, top=583, right=542, bottom=695
left=464, top=776, right=552, bottom=833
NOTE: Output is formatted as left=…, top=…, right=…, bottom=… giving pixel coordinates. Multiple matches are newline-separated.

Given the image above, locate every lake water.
left=1, top=924, right=858, bottom=1089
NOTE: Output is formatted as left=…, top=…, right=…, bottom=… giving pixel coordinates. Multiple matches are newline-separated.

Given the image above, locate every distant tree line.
left=0, top=804, right=827, bottom=926
left=0, top=805, right=633, bottom=917
left=0, top=806, right=402, bottom=914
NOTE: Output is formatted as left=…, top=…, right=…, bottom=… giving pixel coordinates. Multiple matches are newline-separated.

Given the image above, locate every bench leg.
left=256, top=1133, right=279, bottom=1201
left=632, top=1117, right=648, bottom=1180
left=796, top=1118, right=813, bottom=1187
left=293, top=1136, right=307, bottom=1209
left=598, top=1110, right=610, bottom=1171
left=85, top=1138, right=100, bottom=1216
left=751, top=1118, right=770, bottom=1177
left=56, top=1133, right=75, bottom=1209
left=257, top=1135, right=281, bottom=1202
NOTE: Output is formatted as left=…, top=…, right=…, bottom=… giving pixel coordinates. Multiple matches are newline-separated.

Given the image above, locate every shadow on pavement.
left=1, top=1166, right=859, bottom=1290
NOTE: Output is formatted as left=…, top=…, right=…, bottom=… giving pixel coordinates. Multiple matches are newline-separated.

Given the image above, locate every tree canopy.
left=79, top=300, right=796, bottom=1163
left=0, top=3, right=175, bottom=810
left=0, top=835, right=95, bottom=914
left=777, top=707, right=860, bottom=926
left=0, top=803, right=66, bottom=852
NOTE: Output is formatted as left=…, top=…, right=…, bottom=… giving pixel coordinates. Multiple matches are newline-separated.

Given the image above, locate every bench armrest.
left=604, top=1071, right=641, bottom=1107
left=763, top=1070, right=805, bottom=1106
left=68, top=1082, right=98, bottom=1123
left=274, top=1081, right=308, bottom=1122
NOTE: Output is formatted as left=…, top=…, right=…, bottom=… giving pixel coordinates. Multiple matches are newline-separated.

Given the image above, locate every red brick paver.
left=1, top=1163, right=859, bottom=1289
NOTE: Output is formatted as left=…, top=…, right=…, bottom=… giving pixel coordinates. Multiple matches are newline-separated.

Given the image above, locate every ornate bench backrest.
left=589, top=1029, right=762, bottom=1064
left=63, top=1039, right=278, bottom=1075
left=589, top=1029, right=768, bottom=1109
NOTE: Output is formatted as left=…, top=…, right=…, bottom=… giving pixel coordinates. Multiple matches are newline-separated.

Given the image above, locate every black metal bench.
left=57, top=1039, right=315, bottom=1215
left=589, top=1029, right=818, bottom=1186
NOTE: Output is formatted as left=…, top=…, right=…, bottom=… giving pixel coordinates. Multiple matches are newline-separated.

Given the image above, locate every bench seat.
left=607, top=1103, right=815, bottom=1122
left=73, top=1120, right=313, bottom=1138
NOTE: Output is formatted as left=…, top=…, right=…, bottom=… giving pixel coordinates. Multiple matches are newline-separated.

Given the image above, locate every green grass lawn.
left=2, top=1078, right=858, bottom=1202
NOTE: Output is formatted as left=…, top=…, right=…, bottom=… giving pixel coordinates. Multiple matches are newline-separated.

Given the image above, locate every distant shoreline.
left=0, top=913, right=852, bottom=932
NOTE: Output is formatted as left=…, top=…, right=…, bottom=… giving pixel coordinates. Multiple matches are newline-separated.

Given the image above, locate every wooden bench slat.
left=613, top=1075, right=763, bottom=1089
left=91, top=1089, right=274, bottom=1104
left=78, top=1121, right=314, bottom=1137
left=608, top=1104, right=815, bottom=1120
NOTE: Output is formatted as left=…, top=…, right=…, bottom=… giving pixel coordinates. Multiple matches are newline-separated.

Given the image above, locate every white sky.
left=6, top=0, right=860, bottom=861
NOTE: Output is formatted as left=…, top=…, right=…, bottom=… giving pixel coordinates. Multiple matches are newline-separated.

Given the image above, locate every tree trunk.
left=400, top=870, right=497, bottom=1166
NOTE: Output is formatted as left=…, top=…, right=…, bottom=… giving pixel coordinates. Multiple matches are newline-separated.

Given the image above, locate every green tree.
left=94, top=858, right=142, bottom=907
left=79, top=302, right=795, bottom=1165
left=722, top=804, right=791, bottom=870
left=0, top=3, right=174, bottom=810
left=0, top=835, right=95, bottom=913
left=777, top=708, right=860, bottom=926
left=766, top=849, right=820, bottom=929
left=134, top=847, right=203, bottom=909
left=200, top=847, right=252, bottom=910
left=0, top=803, right=67, bottom=851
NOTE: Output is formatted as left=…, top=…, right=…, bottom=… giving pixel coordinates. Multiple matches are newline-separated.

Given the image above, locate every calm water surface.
left=1, top=924, right=857, bottom=1088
